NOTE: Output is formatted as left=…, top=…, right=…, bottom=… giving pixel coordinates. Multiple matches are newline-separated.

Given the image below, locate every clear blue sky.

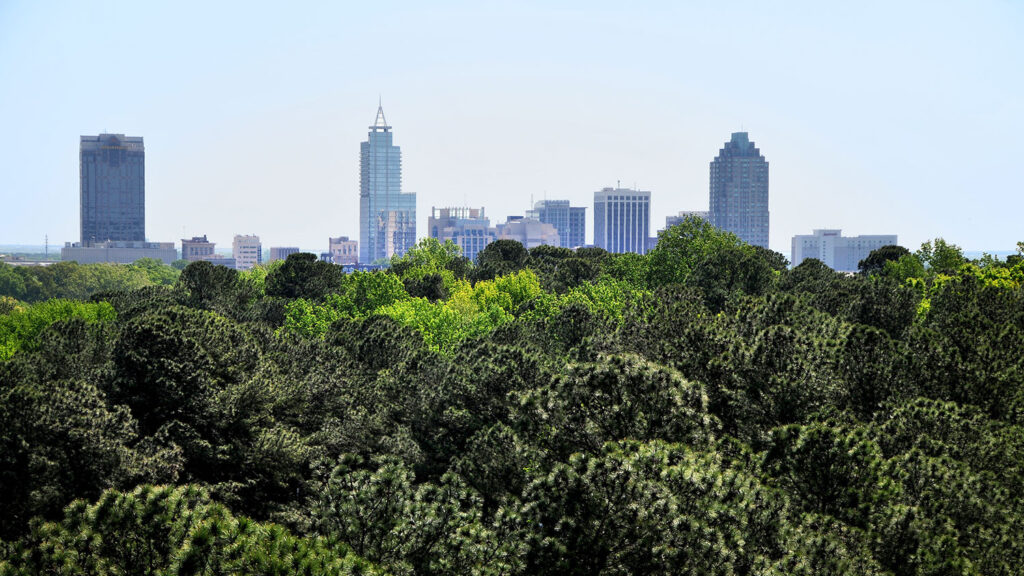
left=1, top=0, right=1022, bottom=255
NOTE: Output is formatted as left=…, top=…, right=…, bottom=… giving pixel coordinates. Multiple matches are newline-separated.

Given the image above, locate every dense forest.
left=2, top=218, right=1024, bottom=574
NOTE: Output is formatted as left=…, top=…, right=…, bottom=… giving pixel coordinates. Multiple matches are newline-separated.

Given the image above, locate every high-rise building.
left=791, top=229, right=898, bottom=272
left=593, top=187, right=651, bottom=254
left=360, top=104, right=416, bottom=264
left=181, top=235, right=216, bottom=262
left=428, top=207, right=496, bottom=262
left=232, top=234, right=262, bottom=270
left=80, top=133, right=145, bottom=246
left=709, top=132, right=769, bottom=248
left=528, top=200, right=586, bottom=249
left=329, top=236, right=359, bottom=265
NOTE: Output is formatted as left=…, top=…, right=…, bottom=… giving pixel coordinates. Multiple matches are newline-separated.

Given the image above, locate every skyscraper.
left=80, top=133, right=145, bottom=246
left=529, top=200, right=587, bottom=249
left=709, top=132, right=769, bottom=248
left=360, top=104, right=416, bottom=264
left=593, top=187, right=651, bottom=254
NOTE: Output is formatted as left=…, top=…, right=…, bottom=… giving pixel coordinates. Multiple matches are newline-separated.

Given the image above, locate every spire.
left=370, top=100, right=391, bottom=132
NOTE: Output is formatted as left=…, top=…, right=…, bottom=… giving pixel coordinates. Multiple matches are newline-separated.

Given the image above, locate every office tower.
left=329, top=236, right=359, bottom=265
left=80, top=133, right=145, bottom=246
left=791, top=229, right=898, bottom=272
left=593, top=187, right=651, bottom=254
left=233, top=234, right=262, bottom=270
left=269, top=246, right=300, bottom=262
left=528, top=200, right=586, bottom=250
left=360, top=104, right=416, bottom=264
left=428, top=207, right=496, bottom=262
left=709, top=132, right=769, bottom=248
left=181, top=235, right=216, bottom=262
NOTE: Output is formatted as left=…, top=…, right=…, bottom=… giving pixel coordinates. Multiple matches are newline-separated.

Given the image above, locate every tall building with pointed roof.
left=359, top=103, right=416, bottom=264
left=709, top=132, right=769, bottom=248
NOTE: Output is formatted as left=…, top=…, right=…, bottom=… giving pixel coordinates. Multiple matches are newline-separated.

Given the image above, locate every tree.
left=473, top=240, right=530, bottom=281
left=647, top=216, right=747, bottom=287
left=1, top=484, right=381, bottom=575
left=916, top=238, right=966, bottom=274
left=858, top=245, right=910, bottom=276
left=265, top=252, right=345, bottom=300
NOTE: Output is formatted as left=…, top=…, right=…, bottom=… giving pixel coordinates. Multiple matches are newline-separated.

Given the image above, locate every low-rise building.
left=791, top=229, right=898, bottom=272
left=182, top=235, right=216, bottom=262
left=61, top=240, right=177, bottom=265
left=328, top=236, right=359, bottom=265
left=269, top=246, right=301, bottom=262
left=496, top=215, right=560, bottom=250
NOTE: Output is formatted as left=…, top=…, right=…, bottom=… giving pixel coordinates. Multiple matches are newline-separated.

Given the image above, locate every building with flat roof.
left=329, top=236, right=359, bottom=265
left=181, top=235, right=216, bottom=262
left=528, top=200, right=587, bottom=250
left=428, top=207, right=496, bottom=262
left=496, top=216, right=560, bottom=250
left=61, top=241, right=177, bottom=264
left=232, top=234, right=262, bottom=270
left=80, top=134, right=145, bottom=246
left=360, top=103, right=416, bottom=264
left=665, top=210, right=709, bottom=229
left=791, top=229, right=898, bottom=272
left=269, top=246, right=301, bottom=262
left=593, top=187, right=651, bottom=254
left=709, top=132, right=769, bottom=248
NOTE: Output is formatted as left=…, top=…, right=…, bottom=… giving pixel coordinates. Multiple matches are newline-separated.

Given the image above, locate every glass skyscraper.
left=80, top=133, right=145, bottom=246
left=593, top=187, right=650, bottom=254
left=360, top=104, right=416, bottom=264
left=709, top=132, right=769, bottom=248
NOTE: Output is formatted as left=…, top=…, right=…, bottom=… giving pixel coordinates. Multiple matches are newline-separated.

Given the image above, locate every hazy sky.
left=2, top=0, right=1022, bottom=255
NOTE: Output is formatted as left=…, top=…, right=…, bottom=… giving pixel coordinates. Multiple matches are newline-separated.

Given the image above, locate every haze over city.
left=1, top=0, right=1022, bottom=254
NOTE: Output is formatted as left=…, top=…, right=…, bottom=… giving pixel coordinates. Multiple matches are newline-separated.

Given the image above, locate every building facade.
left=665, top=210, right=709, bottom=229
left=329, top=236, right=359, bottom=265
left=593, top=187, right=651, bottom=254
left=181, top=235, right=216, bottom=262
left=428, top=207, right=496, bottom=262
left=496, top=216, right=560, bottom=250
left=80, top=134, right=145, bottom=246
left=269, top=246, right=300, bottom=262
left=528, top=200, right=586, bottom=250
left=61, top=241, right=176, bottom=265
left=791, top=229, right=898, bottom=272
left=709, top=132, right=769, bottom=248
left=232, top=234, right=262, bottom=270
left=360, top=104, right=416, bottom=264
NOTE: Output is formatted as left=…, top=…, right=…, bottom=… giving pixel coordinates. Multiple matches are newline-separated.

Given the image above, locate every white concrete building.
left=791, top=229, right=898, bottom=272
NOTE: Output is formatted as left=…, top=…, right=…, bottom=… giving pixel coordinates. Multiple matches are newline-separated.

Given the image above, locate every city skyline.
left=2, top=2, right=1022, bottom=254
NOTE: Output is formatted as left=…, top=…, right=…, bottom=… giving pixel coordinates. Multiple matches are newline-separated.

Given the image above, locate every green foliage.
left=0, top=259, right=180, bottom=303
left=0, top=484, right=380, bottom=575
left=647, top=216, right=746, bottom=287
left=859, top=244, right=910, bottom=276
left=0, top=299, right=115, bottom=361
left=4, top=229, right=1024, bottom=571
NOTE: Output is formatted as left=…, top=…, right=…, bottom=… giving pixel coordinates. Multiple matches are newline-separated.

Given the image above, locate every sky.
left=1, top=0, right=1022, bottom=256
